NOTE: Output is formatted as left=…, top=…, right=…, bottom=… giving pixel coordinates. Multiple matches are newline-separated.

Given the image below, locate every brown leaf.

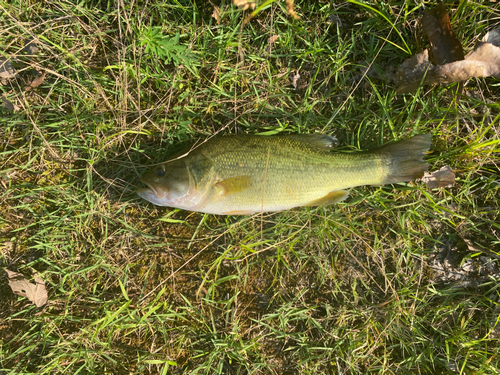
left=5, top=269, right=48, bottom=308
left=421, top=4, right=464, bottom=65
left=483, top=28, right=500, bottom=45
left=265, top=35, right=279, bottom=53
left=463, top=238, right=500, bottom=260
left=290, top=71, right=301, bottom=90
left=212, top=5, right=221, bottom=24
left=396, top=28, right=500, bottom=93
left=434, top=42, right=500, bottom=80
left=2, top=94, right=20, bottom=112
left=25, top=71, right=47, bottom=91
left=422, top=165, right=455, bottom=189
left=285, top=0, right=299, bottom=20
left=268, top=35, right=279, bottom=44
left=327, top=15, right=342, bottom=28
left=0, top=58, right=18, bottom=83
left=23, top=37, right=39, bottom=55
left=233, top=0, right=256, bottom=11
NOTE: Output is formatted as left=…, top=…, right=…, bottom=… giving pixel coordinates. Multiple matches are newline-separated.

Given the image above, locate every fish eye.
left=157, top=169, right=165, bottom=177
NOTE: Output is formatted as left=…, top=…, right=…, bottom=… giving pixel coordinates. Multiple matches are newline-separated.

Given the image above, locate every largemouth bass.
left=138, top=134, right=431, bottom=215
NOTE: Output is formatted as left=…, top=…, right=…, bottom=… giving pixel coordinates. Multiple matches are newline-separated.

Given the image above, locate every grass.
left=1, top=0, right=500, bottom=373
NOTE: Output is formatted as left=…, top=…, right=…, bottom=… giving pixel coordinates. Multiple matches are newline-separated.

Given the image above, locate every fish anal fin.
left=304, top=190, right=349, bottom=206
left=221, top=210, right=255, bottom=215
left=215, top=175, right=252, bottom=196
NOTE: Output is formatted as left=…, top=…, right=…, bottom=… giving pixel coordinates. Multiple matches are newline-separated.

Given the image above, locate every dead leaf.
left=439, top=42, right=500, bottom=78
left=25, top=71, right=47, bottom=91
left=212, top=5, right=221, bottom=24
left=23, top=37, right=38, bottom=55
left=2, top=94, right=20, bottom=112
left=5, top=269, right=48, bottom=308
left=0, top=58, right=18, bottom=84
left=463, top=238, right=500, bottom=260
left=483, top=28, right=500, bottom=45
left=395, top=50, right=432, bottom=92
left=285, top=0, right=299, bottom=20
left=421, top=4, right=464, bottom=65
left=265, top=35, right=279, bottom=53
left=268, top=35, right=279, bottom=44
left=233, top=0, right=256, bottom=11
left=327, top=15, right=342, bottom=28
left=290, top=71, right=301, bottom=90
left=422, top=165, right=455, bottom=189
left=396, top=28, right=500, bottom=93
left=1, top=241, right=14, bottom=253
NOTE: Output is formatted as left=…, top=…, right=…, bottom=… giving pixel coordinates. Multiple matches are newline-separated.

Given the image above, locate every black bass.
left=138, top=134, right=431, bottom=215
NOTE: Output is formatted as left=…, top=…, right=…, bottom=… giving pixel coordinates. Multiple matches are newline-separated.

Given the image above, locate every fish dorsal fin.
left=215, top=175, right=252, bottom=196
left=285, top=134, right=338, bottom=151
left=304, top=190, right=349, bottom=206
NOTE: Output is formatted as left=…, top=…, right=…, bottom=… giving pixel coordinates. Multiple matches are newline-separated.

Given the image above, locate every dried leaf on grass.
left=396, top=27, right=500, bottom=93
left=23, top=37, right=39, bottom=55
left=422, top=165, right=455, bottom=189
left=265, top=35, right=279, bottom=53
left=233, top=0, right=256, bottom=11
left=327, top=14, right=342, bottom=28
left=5, top=269, right=48, bottom=307
left=268, top=35, right=279, bottom=44
left=395, top=4, right=498, bottom=93
left=285, top=0, right=299, bottom=20
left=290, top=71, right=300, bottom=90
left=25, top=71, right=47, bottom=91
left=0, top=58, right=18, bottom=84
left=2, top=94, right=20, bottom=112
left=463, top=238, right=500, bottom=260
left=212, top=5, right=221, bottom=24
left=421, top=3, right=464, bottom=65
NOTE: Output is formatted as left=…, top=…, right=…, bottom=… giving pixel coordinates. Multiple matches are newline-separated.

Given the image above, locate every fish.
left=137, top=133, right=431, bottom=215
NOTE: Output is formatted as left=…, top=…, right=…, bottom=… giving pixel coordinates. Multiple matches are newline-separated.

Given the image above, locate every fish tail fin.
left=376, top=134, right=431, bottom=184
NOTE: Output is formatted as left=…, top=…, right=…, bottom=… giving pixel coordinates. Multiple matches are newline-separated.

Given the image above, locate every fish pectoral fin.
left=214, top=175, right=252, bottom=196
left=304, top=190, right=349, bottom=206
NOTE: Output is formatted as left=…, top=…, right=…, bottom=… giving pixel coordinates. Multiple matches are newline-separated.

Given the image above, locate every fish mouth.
left=138, top=178, right=167, bottom=199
